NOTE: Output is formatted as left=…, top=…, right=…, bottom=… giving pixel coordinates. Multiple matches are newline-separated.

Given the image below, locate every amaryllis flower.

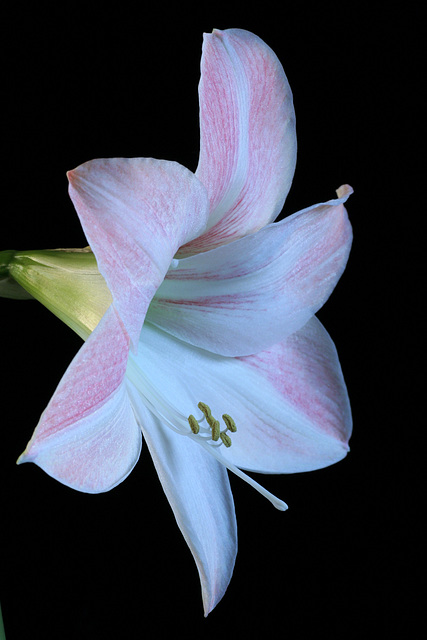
left=10, top=28, right=352, bottom=614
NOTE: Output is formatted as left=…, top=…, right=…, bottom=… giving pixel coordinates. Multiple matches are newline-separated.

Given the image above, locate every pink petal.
left=227, top=317, right=352, bottom=473
left=126, top=382, right=237, bottom=616
left=148, top=186, right=352, bottom=356
left=178, top=28, right=296, bottom=256
left=133, top=319, right=351, bottom=475
left=17, top=306, right=142, bottom=492
left=68, top=158, right=209, bottom=347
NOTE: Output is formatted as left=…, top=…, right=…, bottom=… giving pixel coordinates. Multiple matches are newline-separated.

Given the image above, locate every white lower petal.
left=126, top=380, right=237, bottom=616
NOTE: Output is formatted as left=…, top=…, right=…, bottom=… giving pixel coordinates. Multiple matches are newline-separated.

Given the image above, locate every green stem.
left=0, top=601, right=6, bottom=640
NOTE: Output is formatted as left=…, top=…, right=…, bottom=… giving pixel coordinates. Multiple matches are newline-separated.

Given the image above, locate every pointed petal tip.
left=202, top=590, right=224, bottom=618
left=16, top=441, right=35, bottom=465
left=66, top=169, right=81, bottom=191
left=203, top=599, right=213, bottom=618
left=66, top=163, right=90, bottom=186
left=67, top=166, right=89, bottom=190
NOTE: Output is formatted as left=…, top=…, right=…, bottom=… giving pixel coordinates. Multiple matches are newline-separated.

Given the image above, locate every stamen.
left=219, top=432, right=232, bottom=447
left=188, top=414, right=200, bottom=434
left=126, top=357, right=192, bottom=435
left=191, top=402, right=238, bottom=447
left=197, top=401, right=212, bottom=419
left=206, top=414, right=217, bottom=429
left=124, top=371, right=288, bottom=511
left=211, top=419, right=220, bottom=441
left=222, top=414, right=237, bottom=433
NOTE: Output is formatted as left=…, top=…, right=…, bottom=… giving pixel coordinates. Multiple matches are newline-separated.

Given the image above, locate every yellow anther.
left=211, top=419, right=220, bottom=441
left=194, top=401, right=236, bottom=447
left=206, top=413, right=217, bottom=429
left=220, top=432, right=232, bottom=447
left=222, top=414, right=237, bottom=433
left=188, top=414, right=200, bottom=434
left=197, top=402, right=212, bottom=418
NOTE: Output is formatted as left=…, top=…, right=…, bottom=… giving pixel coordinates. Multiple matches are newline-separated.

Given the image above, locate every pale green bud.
left=0, top=247, right=112, bottom=340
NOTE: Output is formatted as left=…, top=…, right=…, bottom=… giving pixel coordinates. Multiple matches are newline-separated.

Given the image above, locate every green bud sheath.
left=0, top=247, right=112, bottom=340
left=0, top=250, right=34, bottom=299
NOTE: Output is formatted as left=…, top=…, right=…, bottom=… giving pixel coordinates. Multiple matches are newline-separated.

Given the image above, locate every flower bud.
left=0, top=247, right=112, bottom=340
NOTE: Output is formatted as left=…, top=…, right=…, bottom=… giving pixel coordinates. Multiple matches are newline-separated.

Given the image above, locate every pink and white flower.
left=16, top=28, right=352, bottom=614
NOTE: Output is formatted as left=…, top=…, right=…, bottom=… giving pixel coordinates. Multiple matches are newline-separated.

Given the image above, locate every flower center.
left=126, top=356, right=235, bottom=449
left=126, top=355, right=288, bottom=511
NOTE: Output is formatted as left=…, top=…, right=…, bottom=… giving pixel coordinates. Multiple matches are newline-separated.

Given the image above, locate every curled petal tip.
left=336, top=184, right=354, bottom=199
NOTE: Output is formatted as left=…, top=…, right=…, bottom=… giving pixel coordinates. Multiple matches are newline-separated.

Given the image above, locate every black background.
left=2, top=4, right=418, bottom=639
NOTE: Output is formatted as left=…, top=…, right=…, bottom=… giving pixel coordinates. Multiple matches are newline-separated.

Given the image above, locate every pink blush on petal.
left=238, top=322, right=351, bottom=445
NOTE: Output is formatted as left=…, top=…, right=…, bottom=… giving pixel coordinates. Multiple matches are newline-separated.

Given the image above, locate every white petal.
left=126, top=381, right=237, bottom=616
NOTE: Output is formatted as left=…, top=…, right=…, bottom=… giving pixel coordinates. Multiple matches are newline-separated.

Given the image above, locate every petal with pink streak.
left=229, top=316, right=352, bottom=473
left=148, top=187, right=352, bottom=356
left=17, top=306, right=142, bottom=492
left=133, top=317, right=351, bottom=475
left=126, top=381, right=237, bottom=616
left=178, top=28, right=296, bottom=256
left=68, top=158, right=209, bottom=347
